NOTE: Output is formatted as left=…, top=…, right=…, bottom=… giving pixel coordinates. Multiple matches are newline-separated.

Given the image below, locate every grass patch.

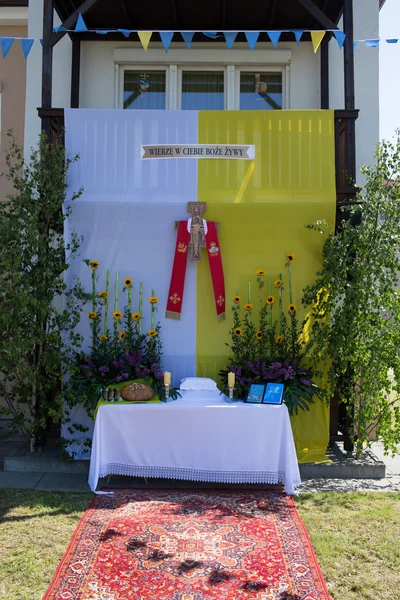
left=0, top=489, right=92, bottom=600
left=296, top=492, right=400, bottom=600
left=0, top=489, right=399, bottom=599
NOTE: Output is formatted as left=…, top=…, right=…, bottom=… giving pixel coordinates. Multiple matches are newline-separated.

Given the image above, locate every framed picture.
left=246, top=384, right=265, bottom=403
left=263, top=383, right=284, bottom=405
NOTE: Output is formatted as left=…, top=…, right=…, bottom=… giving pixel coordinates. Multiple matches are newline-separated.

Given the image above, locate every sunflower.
left=256, top=269, right=266, bottom=277
left=148, top=296, right=159, bottom=304
left=287, top=253, right=295, bottom=262
left=266, top=296, right=275, bottom=305
left=234, top=327, right=243, bottom=336
left=113, top=310, right=123, bottom=320
left=131, top=312, right=141, bottom=321
left=119, top=331, right=126, bottom=339
left=148, top=329, right=158, bottom=337
left=98, top=334, right=108, bottom=341
left=274, top=279, right=283, bottom=288
left=276, top=335, right=284, bottom=344
left=288, top=304, right=297, bottom=313
left=244, top=303, right=253, bottom=311
left=98, top=290, right=109, bottom=300
left=88, top=311, right=98, bottom=319
left=124, top=278, right=133, bottom=287
left=256, top=331, right=262, bottom=340
left=89, top=260, right=99, bottom=270
left=233, top=296, right=241, bottom=304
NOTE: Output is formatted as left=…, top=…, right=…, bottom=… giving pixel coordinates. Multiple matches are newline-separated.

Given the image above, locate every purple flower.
left=85, top=372, right=93, bottom=379
left=99, top=365, right=110, bottom=374
left=123, top=372, right=129, bottom=380
left=112, top=360, right=119, bottom=369
left=135, top=367, right=150, bottom=378
left=300, top=378, right=313, bottom=387
left=84, top=358, right=95, bottom=368
left=284, top=367, right=297, bottom=381
left=116, top=375, right=122, bottom=382
left=118, top=360, right=125, bottom=369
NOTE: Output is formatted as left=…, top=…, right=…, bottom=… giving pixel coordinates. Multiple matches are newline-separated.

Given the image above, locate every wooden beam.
left=119, top=0, right=133, bottom=29
left=70, top=36, right=81, bottom=108
left=320, top=34, right=329, bottom=109
left=42, top=0, right=54, bottom=138
left=221, top=0, right=227, bottom=30
left=268, top=0, right=279, bottom=29
left=296, top=0, right=338, bottom=30
left=343, top=0, right=356, bottom=182
left=51, top=0, right=102, bottom=46
left=171, top=0, right=179, bottom=29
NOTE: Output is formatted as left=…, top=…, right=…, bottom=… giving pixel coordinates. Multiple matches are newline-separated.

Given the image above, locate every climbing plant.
left=303, top=133, right=400, bottom=455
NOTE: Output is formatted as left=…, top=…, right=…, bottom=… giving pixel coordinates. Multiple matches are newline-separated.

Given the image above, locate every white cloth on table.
left=88, top=390, right=301, bottom=495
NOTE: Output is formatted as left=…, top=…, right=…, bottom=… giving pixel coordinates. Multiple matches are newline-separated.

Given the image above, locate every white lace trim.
left=98, top=463, right=301, bottom=495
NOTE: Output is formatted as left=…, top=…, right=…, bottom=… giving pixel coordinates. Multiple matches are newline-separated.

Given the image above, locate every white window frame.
left=119, top=65, right=171, bottom=110
left=177, top=66, right=227, bottom=110
left=235, top=66, right=287, bottom=110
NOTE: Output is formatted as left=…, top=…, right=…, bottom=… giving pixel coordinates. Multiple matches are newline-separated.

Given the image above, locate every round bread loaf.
left=121, top=382, right=155, bottom=401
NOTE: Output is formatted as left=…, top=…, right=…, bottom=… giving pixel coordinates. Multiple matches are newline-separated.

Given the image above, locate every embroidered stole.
left=166, top=220, right=226, bottom=321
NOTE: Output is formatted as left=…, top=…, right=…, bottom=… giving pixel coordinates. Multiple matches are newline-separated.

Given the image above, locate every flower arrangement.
left=73, top=261, right=179, bottom=411
left=219, top=256, right=325, bottom=414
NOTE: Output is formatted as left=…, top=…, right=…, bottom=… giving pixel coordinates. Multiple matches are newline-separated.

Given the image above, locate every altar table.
left=88, top=390, right=301, bottom=494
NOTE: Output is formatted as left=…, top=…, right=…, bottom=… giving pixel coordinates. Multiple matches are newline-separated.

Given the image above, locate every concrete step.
left=299, top=446, right=386, bottom=480
left=3, top=454, right=90, bottom=475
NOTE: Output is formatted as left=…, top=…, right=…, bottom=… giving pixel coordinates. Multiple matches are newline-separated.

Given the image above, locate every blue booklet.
left=246, top=384, right=265, bottom=403
left=263, top=383, right=284, bottom=404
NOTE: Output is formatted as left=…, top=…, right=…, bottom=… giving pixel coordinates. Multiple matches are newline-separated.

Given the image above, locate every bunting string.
left=0, top=12, right=398, bottom=60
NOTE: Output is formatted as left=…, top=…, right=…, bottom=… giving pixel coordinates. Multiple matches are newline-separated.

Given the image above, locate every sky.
left=379, top=0, right=400, bottom=141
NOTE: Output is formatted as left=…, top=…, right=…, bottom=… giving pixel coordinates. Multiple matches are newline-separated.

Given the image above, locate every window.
left=120, top=64, right=286, bottom=110
left=239, top=71, right=283, bottom=110
left=180, top=70, right=225, bottom=110
left=123, top=70, right=167, bottom=110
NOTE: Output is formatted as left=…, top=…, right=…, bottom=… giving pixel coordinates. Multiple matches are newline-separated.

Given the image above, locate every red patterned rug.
left=44, top=489, right=330, bottom=600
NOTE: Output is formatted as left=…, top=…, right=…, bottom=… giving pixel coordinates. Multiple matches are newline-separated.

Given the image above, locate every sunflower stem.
left=115, top=273, right=119, bottom=311
left=139, top=282, right=143, bottom=334
left=128, top=285, right=132, bottom=315
left=248, top=280, right=252, bottom=303
left=269, top=276, right=273, bottom=329
left=288, top=263, right=293, bottom=304
left=104, top=270, right=110, bottom=336
left=279, top=272, right=283, bottom=335
left=151, top=288, right=155, bottom=330
left=92, top=270, right=96, bottom=313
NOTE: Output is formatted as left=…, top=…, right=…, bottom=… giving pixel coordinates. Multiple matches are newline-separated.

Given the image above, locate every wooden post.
left=343, top=0, right=356, bottom=184
left=71, top=36, right=81, bottom=108
left=320, top=35, right=329, bottom=109
left=42, top=0, right=54, bottom=137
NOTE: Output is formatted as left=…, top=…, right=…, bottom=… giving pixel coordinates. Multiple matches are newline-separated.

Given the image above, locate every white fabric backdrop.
left=63, top=109, right=200, bottom=457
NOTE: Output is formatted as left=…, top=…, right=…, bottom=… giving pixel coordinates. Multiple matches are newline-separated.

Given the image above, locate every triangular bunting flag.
left=386, top=38, right=399, bottom=43
left=138, top=31, right=152, bottom=51
left=203, top=32, right=218, bottom=38
left=0, top=38, right=14, bottom=59
left=96, top=30, right=111, bottom=35
left=74, top=13, right=88, bottom=33
left=181, top=32, right=195, bottom=48
left=117, top=29, right=131, bottom=38
left=53, top=25, right=67, bottom=33
left=160, top=31, right=174, bottom=52
left=353, top=41, right=359, bottom=50
left=266, top=31, right=281, bottom=47
left=20, top=38, right=34, bottom=59
left=311, top=31, right=325, bottom=53
left=292, top=30, right=303, bottom=45
left=365, top=38, right=380, bottom=47
left=245, top=31, right=260, bottom=50
left=224, top=32, right=237, bottom=48
left=333, top=30, right=346, bottom=49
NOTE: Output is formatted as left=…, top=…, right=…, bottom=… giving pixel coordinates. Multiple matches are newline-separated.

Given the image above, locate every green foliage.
left=0, top=132, right=85, bottom=445
left=303, top=133, right=400, bottom=455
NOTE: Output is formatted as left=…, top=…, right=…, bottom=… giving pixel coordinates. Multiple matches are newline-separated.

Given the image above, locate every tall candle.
left=164, top=371, right=171, bottom=386
left=228, top=372, right=235, bottom=388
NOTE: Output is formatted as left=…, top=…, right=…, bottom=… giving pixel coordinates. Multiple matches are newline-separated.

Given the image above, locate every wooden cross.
left=174, top=203, right=219, bottom=264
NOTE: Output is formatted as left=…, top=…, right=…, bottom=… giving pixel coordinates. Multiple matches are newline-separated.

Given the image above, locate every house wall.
left=0, top=24, right=27, bottom=201
left=24, top=0, right=380, bottom=181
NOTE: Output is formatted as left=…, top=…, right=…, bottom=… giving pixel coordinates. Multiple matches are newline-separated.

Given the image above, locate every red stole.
left=166, top=220, right=226, bottom=322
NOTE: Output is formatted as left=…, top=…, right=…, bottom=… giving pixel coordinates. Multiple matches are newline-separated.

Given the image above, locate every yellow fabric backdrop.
left=196, top=110, right=335, bottom=463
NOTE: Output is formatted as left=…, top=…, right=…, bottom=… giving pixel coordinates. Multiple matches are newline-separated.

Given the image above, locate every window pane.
left=124, top=71, right=166, bottom=110
left=240, top=72, right=282, bottom=110
left=182, top=71, right=224, bottom=110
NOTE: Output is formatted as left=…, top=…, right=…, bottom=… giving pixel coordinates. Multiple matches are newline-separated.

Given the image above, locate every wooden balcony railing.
left=38, top=107, right=359, bottom=206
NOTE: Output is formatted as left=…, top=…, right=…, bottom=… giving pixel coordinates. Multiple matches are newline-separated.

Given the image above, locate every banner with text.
left=141, top=144, right=256, bottom=160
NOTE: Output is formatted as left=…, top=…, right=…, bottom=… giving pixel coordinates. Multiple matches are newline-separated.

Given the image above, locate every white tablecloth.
left=88, top=390, right=301, bottom=494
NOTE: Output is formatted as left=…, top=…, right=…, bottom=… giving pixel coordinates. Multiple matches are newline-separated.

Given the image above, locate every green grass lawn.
left=0, top=489, right=399, bottom=599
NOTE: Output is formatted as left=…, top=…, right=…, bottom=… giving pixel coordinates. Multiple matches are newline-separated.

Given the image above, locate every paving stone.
left=0, top=471, right=45, bottom=489
left=299, top=478, right=352, bottom=493
left=35, top=473, right=90, bottom=493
